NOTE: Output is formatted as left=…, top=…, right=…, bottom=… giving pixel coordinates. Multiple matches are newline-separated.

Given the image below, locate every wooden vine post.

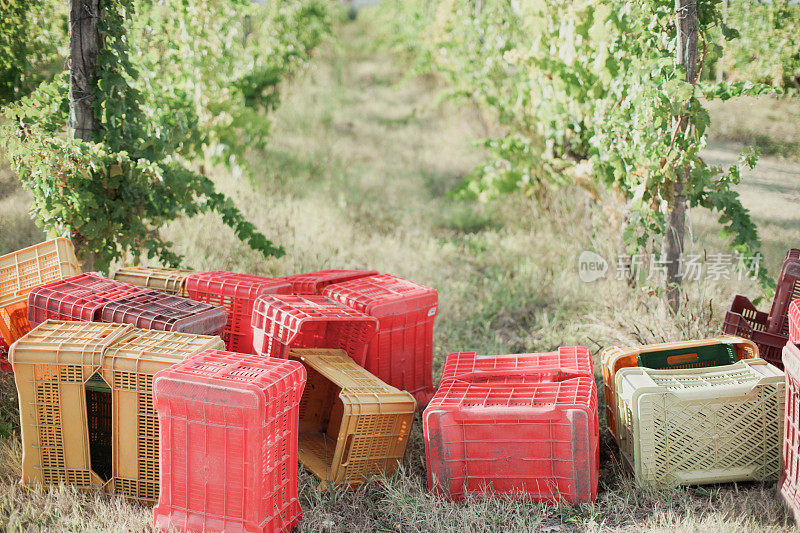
left=69, top=0, right=102, bottom=270
left=664, top=0, right=698, bottom=311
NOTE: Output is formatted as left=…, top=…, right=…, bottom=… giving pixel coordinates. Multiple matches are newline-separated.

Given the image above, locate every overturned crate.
left=11, top=320, right=224, bottom=502
left=291, top=348, right=415, bottom=489
left=0, top=238, right=81, bottom=343
left=113, top=266, right=195, bottom=297
left=153, top=349, right=306, bottom=533
left=424, top=349, right=598, bottom=503
left=323, top=274, right=438, bottom=408
left=615, top=358, right=784, bottom=487
left=601, top=336, right=758, bottom=442
left=185, top=270, right=292, bottom=354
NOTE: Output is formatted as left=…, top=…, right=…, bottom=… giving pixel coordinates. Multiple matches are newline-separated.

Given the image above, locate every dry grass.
left=1, top=13, right=800, bottom=532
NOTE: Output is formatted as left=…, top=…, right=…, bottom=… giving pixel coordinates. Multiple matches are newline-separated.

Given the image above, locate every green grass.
left=1, top=13, right=800, bottom=532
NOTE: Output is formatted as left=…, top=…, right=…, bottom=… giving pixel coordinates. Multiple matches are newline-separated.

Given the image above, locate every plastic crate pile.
left=722, top=249, right=800, bottom=368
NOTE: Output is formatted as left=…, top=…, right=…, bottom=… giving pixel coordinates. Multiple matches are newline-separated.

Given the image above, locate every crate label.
left=428, top=307, right=437, bottom=317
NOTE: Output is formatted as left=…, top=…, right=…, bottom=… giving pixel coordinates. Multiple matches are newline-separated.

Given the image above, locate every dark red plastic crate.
left=0, top=335, right=9, bottom=373
left=723, top=294, right=788, bottom=368
left=278, top=269, right=378, bottom=295
left=323, top=274, right=438, bottom=408
left=101, top=290, right=228, bottom=335
left=790, top=299, right=800, bottom=345
left=251, top=295, right=378, bottom=364
left=439, top=347, right=594, bottom=385
left=27, top=272, right=149, bottom=327
left=424, top=360, right=598, bottom=503
left=185, top=271, right=291, bottom=353
left=153, top=349, right=306, bottom=533
left=769, top=250, right=800, bottom=337
left=781, top=341, right=800, bottom=522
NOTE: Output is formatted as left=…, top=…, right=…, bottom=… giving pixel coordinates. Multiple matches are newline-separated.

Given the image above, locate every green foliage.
left=0, top=0, right=66, bottom=105
left=380, top=0, right=775, bottom=288
left=712, top=0, right=800, bottom=91
left=0, top=0, right=330, bottom=270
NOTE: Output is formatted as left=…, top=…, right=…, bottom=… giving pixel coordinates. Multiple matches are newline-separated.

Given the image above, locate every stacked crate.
left=153, top=350, right=306, bottom=533
left=113, top=266, right=195, bottom=297
left=0, top=238, right=81, bottom=345
left=423, top=347, right=598, bottom=503
left=278, top=269, right=377, bottom=295
left=615, top=359, right=784, bottom=486
left=723, top=249, right=800, bottom=368
left=28, top=272, right=227, bottom=336
left=185, top=271, right=292, bottom=353
left=10, top=320, right=224, bottom=502
left=251, top=294, right=377, bottom=363
left=601, top=336, right=757, bottom=441
left=290, top=348, right=416, bottom=488
left=324, top=274, right=438, bottom=407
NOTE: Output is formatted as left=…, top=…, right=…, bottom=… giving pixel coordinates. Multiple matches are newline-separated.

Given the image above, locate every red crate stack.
left=278, top=269, right=378, bottom=295
left=185, top=271, right=292, bottom=353
left=251, top=295, right=378, bottom=364
left=101, top=291, right=228, bottom=335
left=790, top=299, right=800, bottom=344
left=723, top=294, right=788, bottom=368
left=27, top=272, right=149, bottom=327
left=323, top=274, right=438, bottom=408
left=423, top=348, right=598, bottom=503
left=769, top=249, right=800, bottom=337
left=152, top=350, right=306, bottom=533
left=781, top=341, right=800, bottom=522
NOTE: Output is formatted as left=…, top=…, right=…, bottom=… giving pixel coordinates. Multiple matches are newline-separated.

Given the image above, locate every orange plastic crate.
left=185, top=271, right=292, bottom=354
left=153, top=350, right=306, bottom=533
left=251, top=294, right=377, bottom=364
left=323, top=274, right=438, bottom=408
left=782, top=341, right=800, bottom=522
left=601, top=336, right=758, bottom=442
left=11, top=320, right=224, bottom=503
left=291, top=348, right=416, bottom=489
left=424, top=349, right=598, bottom=502
left=0, top=238, right=81, bottom=343
left=113, top=266, right=195, bottom=297
left=278, top=269, right=378, bottom=295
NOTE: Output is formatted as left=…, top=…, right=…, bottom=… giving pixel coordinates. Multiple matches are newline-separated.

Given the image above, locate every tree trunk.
left=69, top=0, right=102, bottom=270
left=664, top=0, right=698, bottom=311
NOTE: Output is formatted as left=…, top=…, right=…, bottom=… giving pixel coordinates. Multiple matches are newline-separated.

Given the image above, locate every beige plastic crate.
left=112, top=266, right=194, bottom=297
left=601, top=335, right=758, bottom=441
left=290, top=348, right=416, bottom=489
left=615, top=358, right=784, bottom=486
left=11, top=320, right=224, bottom=502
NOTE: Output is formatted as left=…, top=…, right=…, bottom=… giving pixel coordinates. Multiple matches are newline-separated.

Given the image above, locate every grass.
left=1, top=11, right=800, bottom=532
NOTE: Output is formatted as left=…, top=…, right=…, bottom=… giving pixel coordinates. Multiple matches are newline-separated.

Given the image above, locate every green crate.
left=636, top=343, right=737, bottom=369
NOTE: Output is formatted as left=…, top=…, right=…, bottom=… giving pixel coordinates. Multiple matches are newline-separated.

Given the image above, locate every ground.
left=1, top=12, right=800, bottom=533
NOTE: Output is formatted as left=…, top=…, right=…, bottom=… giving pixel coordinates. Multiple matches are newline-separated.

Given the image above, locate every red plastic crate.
left=0, top=335, right=9, bottom=373
left=769, top=250, right=800, bottom=336
left=781, top=341, right=800, bottom=522
left=423, top=354, right=598, bottom=503
left=723, top=294, right=788, bottom=368
left=152, top=350, right=306, bottom=533
left=101, top=290, right=228, bottom=335
left=278, top=269, right=378, bottom=295
left=0, top=299, right=31, bottom=348
left=251, top=295, right=377, bottom=364
left=323, top=274, right=438, bottom=408
left=27, top=272, right=150, bottom=327
left=438, top=347, right=594, bottom=385
left=185, top=271, right=292, bottom=354
left=791, top=299, right=800, bottom=344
